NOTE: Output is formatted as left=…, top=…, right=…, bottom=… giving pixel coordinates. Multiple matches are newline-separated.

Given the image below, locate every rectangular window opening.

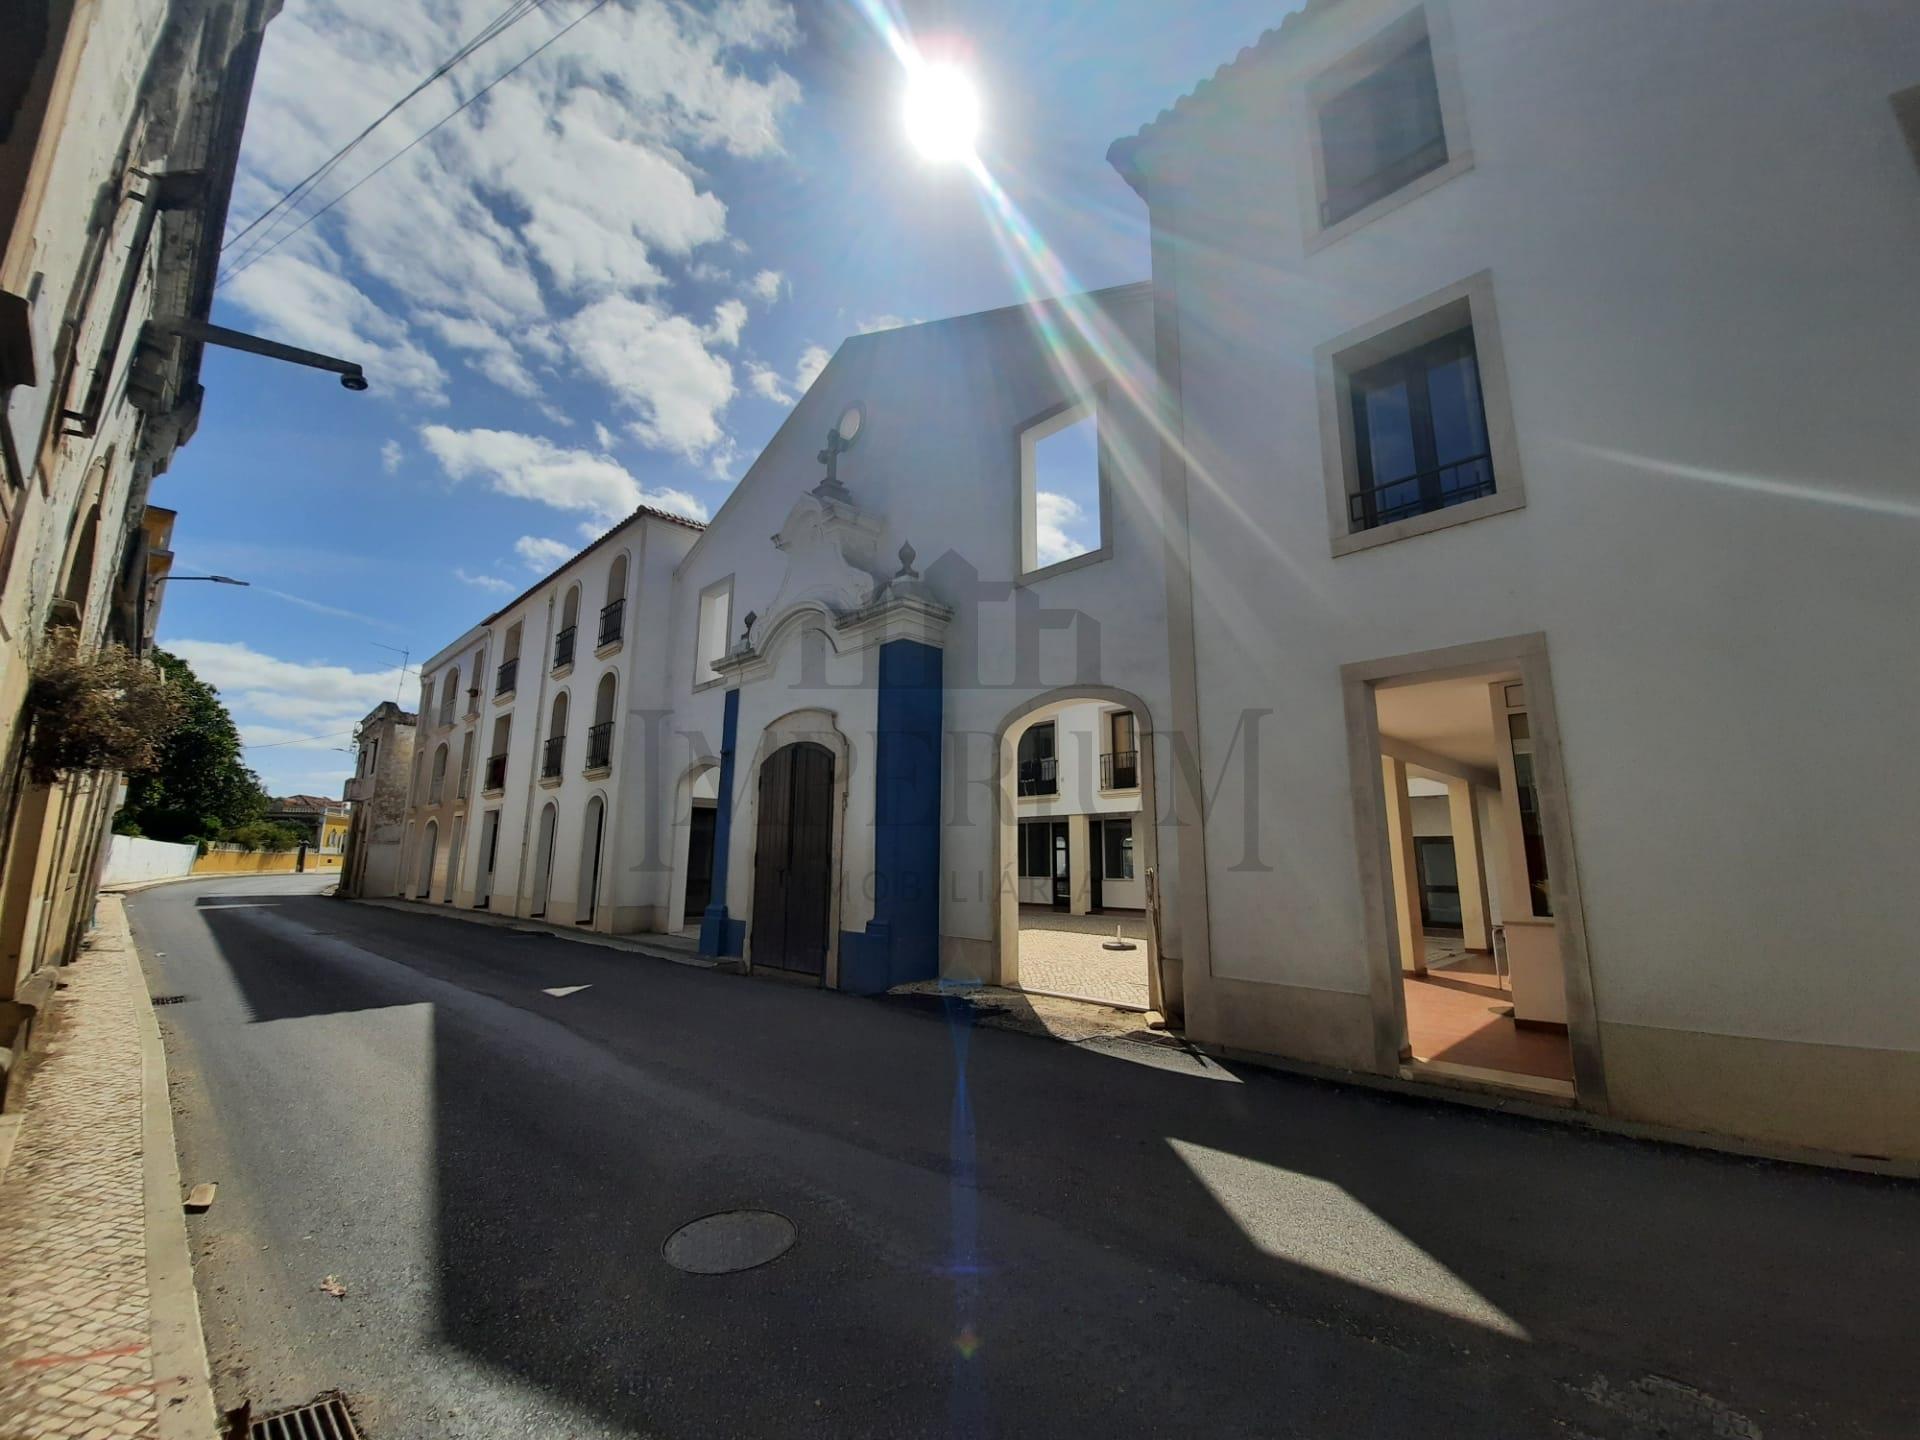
left=695, top=580, right=733, bottom=685
left=1020, top=400, right=1104, bottom=575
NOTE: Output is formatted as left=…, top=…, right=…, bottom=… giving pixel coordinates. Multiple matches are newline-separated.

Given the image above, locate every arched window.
left=543, top=691, right=569, bottom=779
left=429, top=743, right=449, bottom=803
left=599, top=554, right=628, bottom=647
left=438, top=667, right=459, bottom=726
left=555, top=585, right=581, bottom=670
left=485, top=714, right=510, bottom=793
left=588, top=673, right=616, bottom=771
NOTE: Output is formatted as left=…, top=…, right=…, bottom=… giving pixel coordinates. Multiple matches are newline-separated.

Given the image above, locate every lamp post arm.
left=149, top=317, right=368, bottom=390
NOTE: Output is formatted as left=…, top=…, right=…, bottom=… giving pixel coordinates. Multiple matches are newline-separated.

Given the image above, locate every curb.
left=349, top=895, right=715, bottom=969
left=106, top=896, right=220, bottom=1440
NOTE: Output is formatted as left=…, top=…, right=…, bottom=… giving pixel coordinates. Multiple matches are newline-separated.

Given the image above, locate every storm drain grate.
left=150, top=993, right=193, bottom=1006
left=247, top=1395, right=361, bottom=1439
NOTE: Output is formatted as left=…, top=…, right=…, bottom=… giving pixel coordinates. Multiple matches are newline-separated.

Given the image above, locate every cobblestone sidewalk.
left=0, top=895, right=212, bottom=1440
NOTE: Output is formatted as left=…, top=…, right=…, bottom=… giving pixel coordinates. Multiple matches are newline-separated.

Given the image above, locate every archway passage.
left=1002, top=697, right=1156, bottom=1012
left=749, top=742, right=834, bottom=978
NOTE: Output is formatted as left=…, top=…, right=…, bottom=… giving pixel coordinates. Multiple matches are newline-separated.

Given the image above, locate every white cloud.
left=224, top=252, right=447, bottom=403
left=455, top=567, right=513, bottom=593
left=225, top=0, right=803, bottom=421
left=167, top=639, right=407, bottom=794
left=422, top=312, right=545, bottom=397
left=794, top=343, right=831, bottom=394
left=419, top=425, right=711, bottom=524
left=747, top=363, right=793, bottom=406
left=1034, top=491, right=1093, bottom=566
left=704, top=298, right=748, bottom=348
left=380, top=438, right=403, bottom=473
left=563, top=296, right=736, bottom=459
left=857, top=313, right=913, bottom=333
left=592, top=422, right=614, bottom=451
left=749, top=268, right=784, bottom=302
left=514, top=535, right=575, bottom=573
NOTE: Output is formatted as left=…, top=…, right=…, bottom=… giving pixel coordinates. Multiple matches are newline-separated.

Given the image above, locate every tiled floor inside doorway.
left=1404, top=938, right=1573, bottom=1083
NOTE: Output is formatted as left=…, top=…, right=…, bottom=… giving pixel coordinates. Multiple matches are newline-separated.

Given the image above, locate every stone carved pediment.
left=760, top=489, right=886, bottom=625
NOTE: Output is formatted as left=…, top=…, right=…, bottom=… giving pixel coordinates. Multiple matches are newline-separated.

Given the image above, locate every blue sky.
left=153, top=0, right=1289, bottom=797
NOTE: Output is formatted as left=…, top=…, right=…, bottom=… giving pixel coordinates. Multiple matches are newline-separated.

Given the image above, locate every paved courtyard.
left=1014, top=906, right=1152, bottom=1009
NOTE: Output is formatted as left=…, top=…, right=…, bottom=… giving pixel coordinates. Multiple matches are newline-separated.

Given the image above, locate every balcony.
left=495, top=656, right=519, bottom=697
left=597, top=597, right=624, bottom=649
left=1101, top=749, right=1139, bottom=791
left=542, top=734, right=565, bottom=780
left=483, top=754, right=508, bottom=793
left=553, top=625, right=576, bottom=672
left=1017, top=756, right=1057, bottom=798
left=1349, top=453, right=1494, bottom=531
left=586, top=721, right=613, bottom=772
left=343, top=774, right=374, bottom=802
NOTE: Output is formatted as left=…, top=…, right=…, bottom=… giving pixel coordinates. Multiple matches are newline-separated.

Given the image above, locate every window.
left=497, top=622, right=522, bottom=696
left=1318, top=28, right=1445, bottom=227
left=1017, top=722, right=1056, bottom=797
left=587, top=673, right=615, bottom=771
left=555, top=586, right=579, bottom=671
left=1348, top=327, right=1491, bottom=531
left=1101, top=819, right=1135, bottom=881
left=1317, top=272, right=1522, bottom=554
left=1301, top=5, right=1470, bottom=248
left=543, top=692, right=569, bottom=780
left=694, top=578, right=732, bottom=686
left=438, top=668, right=459, bottom=726
left=1102, top=711, right=1138, bottom=791
left=1018, top=399, right=1106, bottom=577
left=600, top=554, right=627, bottom=649
left=1018, top=822, right=1052, bottom=877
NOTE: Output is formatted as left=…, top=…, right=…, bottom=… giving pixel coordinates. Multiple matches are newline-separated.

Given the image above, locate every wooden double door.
left=749, top=742, right=835, bottom=977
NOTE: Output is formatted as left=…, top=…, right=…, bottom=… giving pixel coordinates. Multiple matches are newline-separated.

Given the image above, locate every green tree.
left=115, top=649, right=269, bottom=844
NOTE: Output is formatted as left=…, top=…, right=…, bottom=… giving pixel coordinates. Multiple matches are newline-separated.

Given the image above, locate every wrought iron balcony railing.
left=586, top=721, right=613, bottom=770
left=483, top=754, right=508, bottom=792
left=542, top=733, right=566, bottom=779
left=495, top=656, right=519, bottom=696
left=553, top=625, right=576, bottom=671
left=598, top=597, right=625, bottom=647
left=1101, top=749, right=1139, bottom=791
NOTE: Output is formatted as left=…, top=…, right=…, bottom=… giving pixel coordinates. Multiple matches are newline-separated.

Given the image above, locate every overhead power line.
left=219, top=0, right=556, bottom=278
left=217, top=0, right=612, bottom=290
left=223, top=0, right=544, bottom=262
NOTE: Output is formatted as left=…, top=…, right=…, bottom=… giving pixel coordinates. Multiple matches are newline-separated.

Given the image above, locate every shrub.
left=26, top=637, right=184, bottom=785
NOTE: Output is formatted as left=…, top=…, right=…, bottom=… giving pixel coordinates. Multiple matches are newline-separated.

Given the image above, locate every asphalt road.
left=130, top=873, right=1916, bottom=1439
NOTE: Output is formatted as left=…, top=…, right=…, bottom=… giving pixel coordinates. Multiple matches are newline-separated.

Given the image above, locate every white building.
left=394, top=506, right=704, bottom=930
left=388, top=0, right=1920, bottom=1165
left=1109, top=0, right=1920, bottom=1160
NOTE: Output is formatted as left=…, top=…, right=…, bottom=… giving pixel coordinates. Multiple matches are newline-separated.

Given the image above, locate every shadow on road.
left=181, top=886, right=1919, bottom=1438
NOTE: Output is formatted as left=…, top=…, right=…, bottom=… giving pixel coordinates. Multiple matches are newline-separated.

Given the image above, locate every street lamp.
left=153, top=574, right=249, bottom=587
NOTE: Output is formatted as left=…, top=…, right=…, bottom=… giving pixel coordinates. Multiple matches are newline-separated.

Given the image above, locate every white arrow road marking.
left=542, top=985, right=591, bottom=998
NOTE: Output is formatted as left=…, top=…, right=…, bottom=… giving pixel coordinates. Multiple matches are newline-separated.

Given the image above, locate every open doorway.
left=668, top=762, right=719, bottom=937
left=1355, top=646, right=1592, bottom=1098
left=1002, top=697, right=1154, bottom=1012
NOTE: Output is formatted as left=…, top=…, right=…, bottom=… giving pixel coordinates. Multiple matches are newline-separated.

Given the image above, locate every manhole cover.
left=663, top=1210, right=796, bottom=1274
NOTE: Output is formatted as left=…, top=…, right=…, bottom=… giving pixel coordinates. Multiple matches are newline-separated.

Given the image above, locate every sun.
left=903, top=61, right=981, bottom=164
